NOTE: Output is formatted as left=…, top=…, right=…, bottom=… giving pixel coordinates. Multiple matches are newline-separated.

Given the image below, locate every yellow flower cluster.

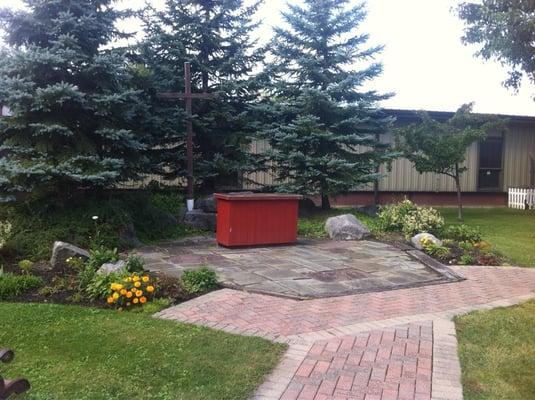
left=106, top=274, right=155, bottom=309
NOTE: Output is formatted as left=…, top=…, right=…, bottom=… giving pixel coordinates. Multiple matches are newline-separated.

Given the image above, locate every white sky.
left=1, top=0, right=534, bottom=116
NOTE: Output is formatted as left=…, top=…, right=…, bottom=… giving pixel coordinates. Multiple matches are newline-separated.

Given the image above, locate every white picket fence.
left=508, top=188, right=535, bottom=209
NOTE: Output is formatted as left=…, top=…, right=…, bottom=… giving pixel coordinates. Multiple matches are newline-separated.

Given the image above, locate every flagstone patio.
left=137, top=238, right=463, bottom=299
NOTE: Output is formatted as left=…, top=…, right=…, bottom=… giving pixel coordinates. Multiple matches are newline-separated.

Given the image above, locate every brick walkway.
left=156, top=266, right=535, bottom=400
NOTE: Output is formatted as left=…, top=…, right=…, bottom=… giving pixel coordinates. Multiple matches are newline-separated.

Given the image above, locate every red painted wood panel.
left=215, top=193, right=302, bottom=247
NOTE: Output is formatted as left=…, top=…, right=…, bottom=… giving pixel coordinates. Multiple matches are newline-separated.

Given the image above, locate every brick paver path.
left=156, top=266, right=535, bottom=399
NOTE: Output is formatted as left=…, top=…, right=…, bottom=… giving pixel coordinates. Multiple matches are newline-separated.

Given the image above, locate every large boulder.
left=184, top=209, right=216, bottom=232
left=50, top=241, right=90, bottom=269
left=411, top=232, right=442, bottom=250
left=325, top=214, right=370, bottom=240
left=97, top=260, right=126, bottom=275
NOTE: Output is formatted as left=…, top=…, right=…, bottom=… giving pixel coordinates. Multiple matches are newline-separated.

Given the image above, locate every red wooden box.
left=215, top=193, right=303, bottom=247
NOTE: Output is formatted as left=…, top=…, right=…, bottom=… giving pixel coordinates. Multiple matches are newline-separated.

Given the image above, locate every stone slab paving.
left=155, top=266, right=535, bottom=400
left=137, top=238, right=460, bottom=299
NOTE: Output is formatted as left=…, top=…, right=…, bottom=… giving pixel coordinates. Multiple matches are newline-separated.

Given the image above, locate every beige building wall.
left=244, top=133, right=481, bottom=192
left=503, top=124, right=535, bottom=189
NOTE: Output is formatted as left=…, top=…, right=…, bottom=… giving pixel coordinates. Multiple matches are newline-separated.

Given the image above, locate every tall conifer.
left=0, top=0, right=149, bottom=199
left=140, top=0, right=263, bottom=191
left=262, top=0, right=394, bottom=209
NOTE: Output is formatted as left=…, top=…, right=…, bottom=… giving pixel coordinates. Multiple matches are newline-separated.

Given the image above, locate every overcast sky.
left=2, top=0, right=534, bottom=116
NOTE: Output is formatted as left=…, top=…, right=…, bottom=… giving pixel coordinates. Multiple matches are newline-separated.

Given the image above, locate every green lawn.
left=0, top=303, right=286, bottom=400
left=441, top=208, right=535, bottom=267
left=455, top=300, right=535, bottom=400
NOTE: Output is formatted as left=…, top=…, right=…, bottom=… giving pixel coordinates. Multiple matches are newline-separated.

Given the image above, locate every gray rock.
left=50, top=241, right=90, bottom=269
left=194, top=195, right=217, bottom=213
left=298, top=198, right=317, bottom=217
left=184, top=209, right=217, bottom=231
left=411, top=233, right=442, bottom=250
left=356, top=204, right=380, bottom=217
left=325, top=214, right=371, bottom=240
left=97, top=260, right=127, bottom=275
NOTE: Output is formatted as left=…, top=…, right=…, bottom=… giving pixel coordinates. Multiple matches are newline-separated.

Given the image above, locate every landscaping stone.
left=184, top=209, right=216, bottom=231
left=411, top=232, right=442, bottom=250
left=194, top=195, right=217, bottom=213
left=97, top=260, right=126, bottom=275
left=356, top=204, right=380, bottom=217
left=298, top=198, right=317, bottom=217
left=50, top=241, right=90, bottom=269
left=325, top=214, right=370, bottom=240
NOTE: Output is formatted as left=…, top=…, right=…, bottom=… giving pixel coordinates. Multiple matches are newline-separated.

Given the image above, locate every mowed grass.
left=0, top=303, right=286, bottom=400
left=440, top=208, right=535, bottom=267
left=455, top=300, right=535, bottom=400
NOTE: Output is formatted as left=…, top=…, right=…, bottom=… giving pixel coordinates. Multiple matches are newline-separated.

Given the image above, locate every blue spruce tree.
left=0, top=0, right=150, bottom=200
left=261, top=0, right=395, bottom=209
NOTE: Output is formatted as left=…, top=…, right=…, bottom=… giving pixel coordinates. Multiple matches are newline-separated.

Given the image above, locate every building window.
left=478, top=135, right=503, bottom=190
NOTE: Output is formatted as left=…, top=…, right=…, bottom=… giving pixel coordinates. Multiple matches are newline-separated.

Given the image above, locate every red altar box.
left=215, top=193, right=302, bottom=247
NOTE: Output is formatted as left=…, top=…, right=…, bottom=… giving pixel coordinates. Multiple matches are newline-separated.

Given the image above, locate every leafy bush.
left=421, top=241, right=450, bottom=260
left=86, top=247, right=119, bottom=271
left=0, top=190, right=192, bottom=262
left=18, top=259, right=34, bottom=274
left=0, top=270, right=43, bottom=300
left=378, top=200, right=444, bottom=237
left=125, top=255, right=145, bottom=273
left=443, top=224, right=482, bottom=244
left=107, top=273, right=156, bottom=309
left=85, top=271, right=125, bottom=301
left=459, top=254, right=474, bottom=265
left=181, top=268, right=218, bottom=294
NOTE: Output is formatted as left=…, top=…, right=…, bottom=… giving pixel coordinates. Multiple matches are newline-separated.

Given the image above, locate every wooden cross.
left=158, top=62, right=214, bottom=209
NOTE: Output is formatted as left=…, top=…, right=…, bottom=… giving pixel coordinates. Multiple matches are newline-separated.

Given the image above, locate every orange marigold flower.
left=126, top=291, right=133, bottom=298
left=136, top=290, right=143, bottom=297
left=107, top=296, right=114, bottom=304
left=133, top=298, right=139, bottom=304
left=140, top=296, right=147, bottom=304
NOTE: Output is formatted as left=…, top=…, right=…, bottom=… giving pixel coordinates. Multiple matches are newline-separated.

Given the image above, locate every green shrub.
left=18, top=259, right=34, bottom=274
left=459, top=254, right=474, bottom=265
left=378, top=200, right=444, bottom=237
left=443, top=224, right=482, bottom=244
left=422, top=242, right=450, bottom=260
left=125, top=255, right=145, bottom=273
left=0, top=190, right=193, bottom=262
left=87, top=247, right=119, bottom=271
left=85, top=271, right=125, bottom=301
left=0, top=270, right=43, bottom=300
left=181, top=267, right=218, bottom=294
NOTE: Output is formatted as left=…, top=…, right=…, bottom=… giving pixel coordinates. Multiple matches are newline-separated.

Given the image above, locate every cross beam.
left=157, top=62, right=215, bottom=210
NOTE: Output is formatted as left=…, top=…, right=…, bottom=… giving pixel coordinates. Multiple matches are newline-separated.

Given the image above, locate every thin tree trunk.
left=454, top=164, right=463, bottom=221
left=321, top=192, right=331, bottom=210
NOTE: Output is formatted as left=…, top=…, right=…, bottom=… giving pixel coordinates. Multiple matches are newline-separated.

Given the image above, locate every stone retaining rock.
left=50, top=241, right=90, bottom=269
left=411, top=232, right=442, bottom=250
left=325, top=214, right=370, bottom=240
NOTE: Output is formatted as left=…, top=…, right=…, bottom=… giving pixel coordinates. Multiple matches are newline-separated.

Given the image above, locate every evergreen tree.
left=260, top=0, right=395, bottom=209
left=0, top=0, right=149, bottom=200
left=139, top=0, right=264, bottom=192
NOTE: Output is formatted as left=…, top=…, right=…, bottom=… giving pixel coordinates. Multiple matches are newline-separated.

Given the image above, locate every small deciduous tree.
left=395, top=104, right=503, bottom=220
